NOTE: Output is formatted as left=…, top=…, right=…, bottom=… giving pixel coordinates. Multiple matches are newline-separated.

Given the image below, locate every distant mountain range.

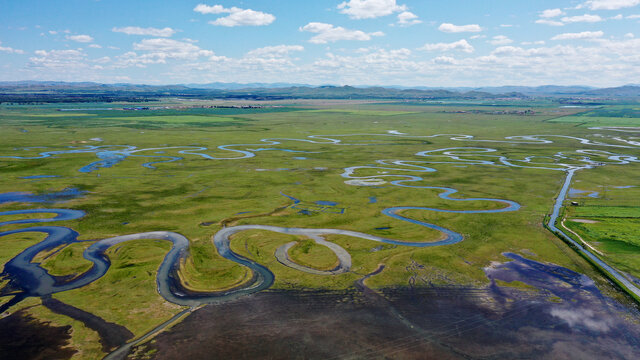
left=1, top=81, right=639, bottom=103
left=181, top=82, right=640, bottom=97
left=183, top=82, right=313, bottom=90
left=180, top=83, right=640, bottom=97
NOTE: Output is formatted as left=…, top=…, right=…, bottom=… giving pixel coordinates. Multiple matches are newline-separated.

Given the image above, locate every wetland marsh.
left=1, top=101, right=640, bottom=359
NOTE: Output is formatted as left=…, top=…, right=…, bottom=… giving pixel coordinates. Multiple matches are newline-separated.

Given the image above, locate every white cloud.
left=48, top=30, right=57, bottom=35
left=88, top=44, right=102, bottom=49
left=94, top=56, right=111, bottom=64
left=66, top=34, right=94, bottom=43
left=117, top=38, right=215, bottom=67
left=28, top=49, right=87, bottom=69
left=132, top=38, right=213, bottom=58
left=112, top=26, right=176, bottom=37
left=193, top=4, right=227, bottom=14
left=535, top=19, right=564, bottom=26
left=552, top=31, right=604, bottom=40
left=228, top=45, right=308, bottom=69
left=610, top=14, right=624, bottom=20
left=561, top=14, right=603, bottom=23
left=210, top=9, right=275, bottom=27
left=580, top=0, right=640, bottom=10
left=624, top=32, right=635, bottom=38
left=166, top=48, right=383, bottom=84
left=194, top=4, right=275, bottom=27
left=490, top=35, right=513, bottom=45
left=396, top=11, right=421, bottom=26
left=0, top=41, right=24, bottom=54
left=170, top=36, right=640, bottom=86
left=300, top=22, right=384, bottom=44
left=627, top=14, right=640, bottom=18
left=246, top=45, right=304, bottom=57
left=537, top=13, right=603, bottom=26
left=500, top=24, right=513, bottom=28
left=522, top=40, right=546, bottom=45
left=86, top=34, right=640, bottom=87
left=337, top=0, right=407, bottom=19
left=419, top=39, right=474, bottom=53
left=312, top=48, right=411, bottom=71
left=433, top=56, right=457, bottom=65
left=540, top=8, right=565, bottom=18
left=0, top=47, right=23, bottom=54
left=438, top=23, right=482, bottom=33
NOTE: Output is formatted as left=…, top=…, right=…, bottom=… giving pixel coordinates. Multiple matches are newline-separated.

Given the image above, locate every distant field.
left=0, top=104, right=300, bottom=128
left=580, top=106, right=640, bottom=118
left=303, top=109, right=421, bottom=116
left=572, top=206, right=640, bottom=218
left=548, top=106, right=640, bottom=127
left=548, top=116, right=640, bottom=127
left=101, top=115, right=244, bottom=124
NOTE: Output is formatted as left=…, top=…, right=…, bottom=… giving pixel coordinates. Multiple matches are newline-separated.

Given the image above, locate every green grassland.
left=547, top=105, right=640, bottom=127
left=547, top=116, right=640, bottom=127
left=288, top=239, right=339, bottom=270
left=1, top=100, right=639, bottom=355
left=563, top=166, right=640, bottom=282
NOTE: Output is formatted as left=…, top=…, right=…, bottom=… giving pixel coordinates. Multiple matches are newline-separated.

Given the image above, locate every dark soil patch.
left=0, top=309, right=76, bottom=360
left=42, top=296, right=134, bottom=352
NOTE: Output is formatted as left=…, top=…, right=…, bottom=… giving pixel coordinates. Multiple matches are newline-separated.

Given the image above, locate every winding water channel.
left=3, top=132, right=638, bottom=173
left=2, top=131, right=640, bottom=358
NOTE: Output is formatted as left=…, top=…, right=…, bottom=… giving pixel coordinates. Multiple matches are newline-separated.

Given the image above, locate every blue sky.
left=1, top=0, right=639, bottom=86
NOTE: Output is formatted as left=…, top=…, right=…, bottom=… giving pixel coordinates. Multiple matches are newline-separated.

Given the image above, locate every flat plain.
left=1, top=100, right=640, bottom=359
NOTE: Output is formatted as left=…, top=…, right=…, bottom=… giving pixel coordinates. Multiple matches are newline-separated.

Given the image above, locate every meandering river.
left=2, top=131, right=640, bottom=358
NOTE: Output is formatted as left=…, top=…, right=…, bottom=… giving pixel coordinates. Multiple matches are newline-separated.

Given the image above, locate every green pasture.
left=547, top=105, right=640, bottom=127
left=548, top=116, right=640, bottom=127
left=564, top=166, right=640, bottom=283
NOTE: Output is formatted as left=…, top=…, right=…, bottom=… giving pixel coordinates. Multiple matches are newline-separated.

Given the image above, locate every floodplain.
left=1, top=100, right=640, bottom=359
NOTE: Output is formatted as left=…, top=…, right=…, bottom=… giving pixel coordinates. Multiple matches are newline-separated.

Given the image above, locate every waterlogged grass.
left=54, top=240, right=184, bottom=337
left=100, top=115, right=246, bottom=125
left=1, top=100, right=640, bottom=351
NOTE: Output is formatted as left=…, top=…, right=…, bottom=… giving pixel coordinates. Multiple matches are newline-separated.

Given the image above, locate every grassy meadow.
left=1, top=100, right=639, bottom=356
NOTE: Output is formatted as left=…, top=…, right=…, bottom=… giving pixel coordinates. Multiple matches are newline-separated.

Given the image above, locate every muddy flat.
left=130, top=284, right=640, bottom=360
